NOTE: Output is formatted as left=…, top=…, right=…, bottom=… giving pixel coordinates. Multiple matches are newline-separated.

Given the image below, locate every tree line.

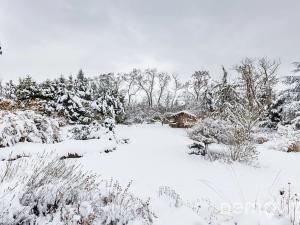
left=0, top=57, right=300, bottom=127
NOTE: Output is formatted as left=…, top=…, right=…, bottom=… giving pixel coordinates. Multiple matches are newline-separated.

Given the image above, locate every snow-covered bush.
left=67, top=119, right=115, bottom=140
left=0, top=110, right=61, bottom=147
left=0, top=156, right=155, bottom=225
left=158, top=186, right=183, bottom=208
left=228, top=128, right=259, bottom=162
left=0, top=110, right=121, bottom=150
left=229, top=143, right=258, bottom=163
left=225, top=103, right=264, bottom=140
left=100, top=180, right=155, bottom=225
left=189, top=117, right=259, bottom=163
left=188, top=142, right=206, bottom=156
left=188, top=118, right=234, bottom=145
left=276, top=124, right=300, bottom=152
left=188, top=143, right=228, bottom=162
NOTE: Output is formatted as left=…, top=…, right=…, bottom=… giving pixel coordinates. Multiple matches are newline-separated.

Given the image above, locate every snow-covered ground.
left=1, top=124, right=300, bottom=224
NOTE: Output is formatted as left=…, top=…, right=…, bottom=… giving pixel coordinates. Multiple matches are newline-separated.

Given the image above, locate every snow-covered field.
left=1, top=124, right=300, bottom=224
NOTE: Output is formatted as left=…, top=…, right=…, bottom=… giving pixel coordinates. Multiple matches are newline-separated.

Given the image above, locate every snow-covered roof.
left=165, top=110, right=197, bottom=118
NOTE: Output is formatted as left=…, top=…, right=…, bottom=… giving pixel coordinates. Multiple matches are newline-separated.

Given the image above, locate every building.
left=164, top=111, right=198, bottom=128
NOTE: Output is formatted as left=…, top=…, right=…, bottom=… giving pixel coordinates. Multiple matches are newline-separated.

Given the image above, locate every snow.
left=1, top=124, right=300, bottom=224
left=166, top=110, right=197, bottom=118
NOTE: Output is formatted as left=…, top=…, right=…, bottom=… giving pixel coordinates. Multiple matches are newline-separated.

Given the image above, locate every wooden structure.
left=164, top=111, right=198, bottom=128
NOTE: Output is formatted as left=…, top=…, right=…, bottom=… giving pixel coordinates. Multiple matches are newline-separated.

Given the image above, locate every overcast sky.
left=0, top=0, right=299, bottom=81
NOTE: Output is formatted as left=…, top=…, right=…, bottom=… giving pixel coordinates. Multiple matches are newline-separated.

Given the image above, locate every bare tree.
left=156, top=72, right=170, bottom=106
left=257, top=57, right=279, bottom=106
left=122, top=70, right=140, bottom=107
left=170, top=74, right=185, bottom=110
left=189, top=70, right=210, bottom=102
left=235, top=58, right=279, bottom=109
left=137, top=68, right=157, bottom=108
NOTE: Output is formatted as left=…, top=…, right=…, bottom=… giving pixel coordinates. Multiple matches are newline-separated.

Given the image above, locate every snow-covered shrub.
left=188, top=142, right=206, bottom=156
left=158, top=186, right=183, bottom=208
left=188, top=145, right=228, bottom=162
left=0, top=156, right=155, bottom=225
left=225, top=103, right=264, bottom=140
left=0, top=157, right=99, bottom=224
left=188, top=102, right=261, bottom=163
left=67, top=119, right=115, bottom=140
left=100, top=180, right=155, bottom=225
left=0, top=110, right=61, bottom=147
left=276, top=124, right=300, bottom=152
left=229, top=138, right=258, bottom=162
left=188, top=118, right=234, bottom=145
left=227, top=127, right=259, bottom=163
left=189, top=117, right=259, bottom=163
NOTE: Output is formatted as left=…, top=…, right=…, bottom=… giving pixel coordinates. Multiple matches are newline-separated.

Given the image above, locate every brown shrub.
left=0, top=99, right=16, bottom=111
left=287, top=143, right=300, bottom=153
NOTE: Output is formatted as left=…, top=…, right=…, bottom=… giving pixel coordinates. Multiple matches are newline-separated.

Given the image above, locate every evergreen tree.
left=0, top=72, right=125, bottom=125
left=39, top=79, right=55, bottom=100
left=16, top=75, right=40, bottom=101
left=3, top=80, right=17, bottom=100
left=74, top=69, right=91, bottom=100
left=0, top=80, right=3, bottom=98
left=66, top=75, right=75, bottom=92
left=201, top=84, right=215, bottom=113
left=57, top=93, right=91, bottom=124
left=262, top=76, right=300, bottom=129
left=92, top=91, right=125, bottom=123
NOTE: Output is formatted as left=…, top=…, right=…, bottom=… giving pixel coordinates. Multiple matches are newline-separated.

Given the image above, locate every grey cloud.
left=0, top=0, right=299, bottom=81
